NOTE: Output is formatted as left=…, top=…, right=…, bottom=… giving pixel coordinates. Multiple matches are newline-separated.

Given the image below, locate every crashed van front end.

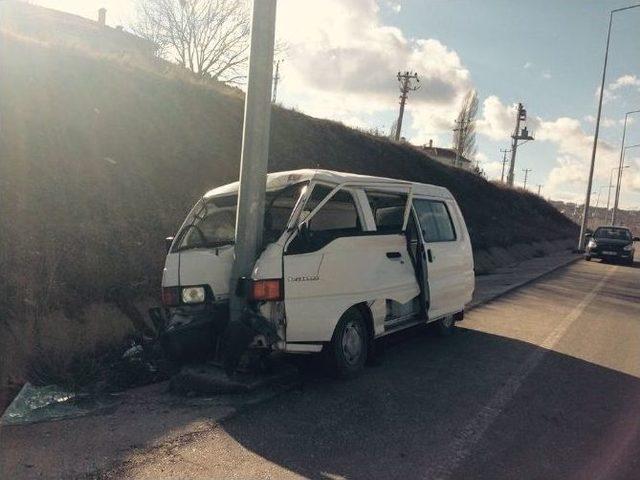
left=150, top=173, right=311, bottom=362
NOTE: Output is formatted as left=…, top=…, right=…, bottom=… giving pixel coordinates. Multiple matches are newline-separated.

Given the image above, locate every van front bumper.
left=155, top=302, right=230, bottom=359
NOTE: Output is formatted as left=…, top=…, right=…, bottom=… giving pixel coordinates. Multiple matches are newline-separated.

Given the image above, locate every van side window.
left=287, top=186, right=362, bottom=254
left=413, top=199, right=456, bottom=242
left=365, top=191, right=407, bottom=233
left=309, top=189, right=359, bottom=232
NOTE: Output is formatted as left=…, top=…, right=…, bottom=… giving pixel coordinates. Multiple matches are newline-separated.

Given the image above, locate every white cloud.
left=476, top=95, right=515, bottom=140
left=276, top=0, right=472, bottom=145
left=542, top=72, right=552, bottom=80
left=474, top=96, right=636, bottom=204
left=609, top=74, right=640, bottom=91
left=384, top=0, right=402, bottom=13
left=523, top=61, right=533, bottom=69
left=599, top=74, right=640, bottom=103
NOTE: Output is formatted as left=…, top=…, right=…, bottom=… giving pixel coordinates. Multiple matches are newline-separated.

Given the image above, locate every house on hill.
left=420, top=140, right=473, bottom=171
left=0, top=1, right=156, bottom=58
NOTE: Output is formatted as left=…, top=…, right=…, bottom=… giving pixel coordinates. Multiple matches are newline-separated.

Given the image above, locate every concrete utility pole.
left=611, top=109, right=640, bottom=224
left=578, top=4, right=640, bottom=250
left=522, top=168, right=532, bottom=190
left=395, top=71, right=420, bottom=141
left=500, top=148, right=511, bottom=183
left=537, top=184, right=543, bottom=196
left=507, top=103, right=534, bottom=187
left=272, top=59, right=282, bottom=103
left=453, top=118, right=469, bottom=168
left=229, top=0, right=277, bottom=326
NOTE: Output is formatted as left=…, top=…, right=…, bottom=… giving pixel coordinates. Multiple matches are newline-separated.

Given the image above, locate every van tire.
left=436, top=314, right=456, bottom=337
left=585, top=256, right=591, bottom=261
left=325, top=309, right=368, bottom=378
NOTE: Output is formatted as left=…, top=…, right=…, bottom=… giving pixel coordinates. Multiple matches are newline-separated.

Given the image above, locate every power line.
left=395, top=71, right=420, bottom=141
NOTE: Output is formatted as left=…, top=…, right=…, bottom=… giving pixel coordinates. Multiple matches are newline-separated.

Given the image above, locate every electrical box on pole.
left=507, top=103, right=534, bottom=187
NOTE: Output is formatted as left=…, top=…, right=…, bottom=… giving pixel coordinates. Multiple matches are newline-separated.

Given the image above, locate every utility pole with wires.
left=522, top=168, right=532, bottom=190
left=507, top=103, right=534, bottom=187
left=395, top=71, right=420, bottom=141
left=271, top=59, right=282, bottom=103
left=500, top=148, right=511, bottom=183
left=537, top=184, right=543, bottom=196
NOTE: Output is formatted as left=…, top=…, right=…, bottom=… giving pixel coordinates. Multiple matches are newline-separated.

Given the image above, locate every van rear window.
left=413, top=199, right=456, bottom=242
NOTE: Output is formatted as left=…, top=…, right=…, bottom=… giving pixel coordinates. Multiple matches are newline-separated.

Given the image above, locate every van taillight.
left=249, top=279, right=283, bottom=301
left=162, top=287, right=180, bottom=306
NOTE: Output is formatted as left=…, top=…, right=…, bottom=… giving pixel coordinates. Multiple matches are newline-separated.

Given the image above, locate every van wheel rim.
left=342, top=320, right=363, bottom=365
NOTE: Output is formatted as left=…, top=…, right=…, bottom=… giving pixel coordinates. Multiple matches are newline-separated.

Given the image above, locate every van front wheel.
left=326, top=309, right=368, bottom=378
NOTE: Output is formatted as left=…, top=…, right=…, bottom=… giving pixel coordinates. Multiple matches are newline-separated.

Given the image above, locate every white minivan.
left=158, top=169, right=474, bottom=376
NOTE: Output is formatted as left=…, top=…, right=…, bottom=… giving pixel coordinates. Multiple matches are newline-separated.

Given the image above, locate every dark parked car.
left=585, top=226, right=639, bottom=265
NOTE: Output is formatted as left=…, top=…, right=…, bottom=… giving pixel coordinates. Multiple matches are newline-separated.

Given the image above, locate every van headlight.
left=623, top=244, right=634, bottom=251
left=182, top=286, right=206, bottom=304
left=588, top=239, right=597, bottom=248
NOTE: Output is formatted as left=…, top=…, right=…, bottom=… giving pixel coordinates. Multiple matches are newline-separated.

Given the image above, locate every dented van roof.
left=203, top=169, right=453, bottom=200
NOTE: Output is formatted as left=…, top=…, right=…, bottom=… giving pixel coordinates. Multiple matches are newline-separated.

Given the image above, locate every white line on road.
left=429, top=265, right=618, bottom=480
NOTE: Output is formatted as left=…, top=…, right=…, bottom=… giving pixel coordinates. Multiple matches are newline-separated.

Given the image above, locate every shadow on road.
left=2, top=262, right=640, bottom=480
left=211, top=325, right=640, bottom=480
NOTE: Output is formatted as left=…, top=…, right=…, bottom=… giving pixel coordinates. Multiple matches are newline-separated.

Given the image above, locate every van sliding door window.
left=413, top=199, right=456, bottom=242
left=365, top=191, right=408, bottom=233
left=287, top=186, right=362, bottom=254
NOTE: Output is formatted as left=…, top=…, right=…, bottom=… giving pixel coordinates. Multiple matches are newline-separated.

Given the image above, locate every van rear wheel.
left=436, top=314, right=456, bottom=337
left=326, top=309, right=368, bottom=378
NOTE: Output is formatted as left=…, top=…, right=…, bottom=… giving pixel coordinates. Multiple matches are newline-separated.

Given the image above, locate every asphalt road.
left=3, top=256, right=640, bottom=479
left=90, top=256, right=640, bottom=480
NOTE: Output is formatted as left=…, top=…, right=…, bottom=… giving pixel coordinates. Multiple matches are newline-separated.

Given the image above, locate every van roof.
left=204, top=169, right=453, bottom=200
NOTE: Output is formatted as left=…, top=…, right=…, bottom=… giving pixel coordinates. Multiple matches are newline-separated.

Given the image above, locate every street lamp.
left=606, top=164, right=630, bottom=219
left=577, top=4, right=640, bottom=251
left=611, top=144, right=640, bottom=225
left=611, top=109, right=640, bottom=224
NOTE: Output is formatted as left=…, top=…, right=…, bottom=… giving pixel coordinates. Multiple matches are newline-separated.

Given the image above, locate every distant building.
left=421, top=139, right=473, bottom=171
left=1, top=1, right=156, bottom=58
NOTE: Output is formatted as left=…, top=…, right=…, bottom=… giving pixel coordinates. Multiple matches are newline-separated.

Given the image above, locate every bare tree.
left=132, top=0, right=250, bottom=83
left=452, top=89, right=479, bottom=161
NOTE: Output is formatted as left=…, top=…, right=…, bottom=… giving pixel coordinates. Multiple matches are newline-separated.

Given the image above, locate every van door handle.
left=427, top=249, right=433, bottom=263
left=386, top=251, right=402, bottom=259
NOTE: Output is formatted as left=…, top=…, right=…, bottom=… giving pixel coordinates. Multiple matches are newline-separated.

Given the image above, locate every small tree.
left=132, top=0, right=250, bottom=83
left=388, top=119, right=398, bottom=140
left=452, top=90, right=479, bottom=162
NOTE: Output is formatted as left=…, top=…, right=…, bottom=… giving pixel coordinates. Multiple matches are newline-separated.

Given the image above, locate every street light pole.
left=612, top=145, right=640, bottom=224
left=611, top=109, right=640, bottom=225
left=228, top=0, right=278, bottom=360
left=607, top=165, right=629, bottom=223
left=577, top=4, right=640, bottom=250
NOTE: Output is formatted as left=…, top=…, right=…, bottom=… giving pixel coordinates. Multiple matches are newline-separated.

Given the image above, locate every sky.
left=32, top=0, right=640, bottom=209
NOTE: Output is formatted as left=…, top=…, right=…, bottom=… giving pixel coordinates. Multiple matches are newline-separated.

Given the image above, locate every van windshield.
left=175, top=182, right=308, bottom=251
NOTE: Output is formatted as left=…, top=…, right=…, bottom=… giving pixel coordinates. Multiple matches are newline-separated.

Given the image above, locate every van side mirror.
left=633, top=236, right=640, bottom=242
left=584, top=233, right=592, bottom=239
left=165, top=236, right=174, bottom=253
